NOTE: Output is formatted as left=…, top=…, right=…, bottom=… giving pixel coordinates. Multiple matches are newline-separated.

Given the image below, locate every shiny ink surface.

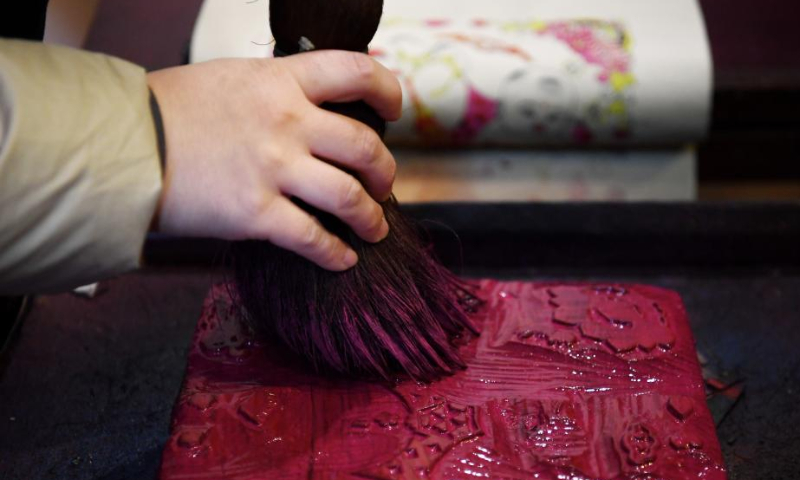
left=160, top=281, right=726, bottom=479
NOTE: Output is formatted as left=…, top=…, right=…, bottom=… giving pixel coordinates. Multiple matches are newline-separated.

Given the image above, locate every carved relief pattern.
left=160, top=282, right=726, bottom=480
left=487, top=282, right=676, bottom=359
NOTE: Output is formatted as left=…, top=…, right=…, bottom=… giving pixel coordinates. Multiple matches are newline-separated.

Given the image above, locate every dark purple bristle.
left=232, top=201, right=479, bottom=381
left=230, top=0, right=480, bottom=382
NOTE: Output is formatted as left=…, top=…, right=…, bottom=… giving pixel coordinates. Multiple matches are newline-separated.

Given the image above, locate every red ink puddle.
left=159, top=281, right=727, bottom=480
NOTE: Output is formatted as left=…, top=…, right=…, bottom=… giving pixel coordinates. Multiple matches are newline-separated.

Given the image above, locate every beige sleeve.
left=0, top=39, right=162, bottom=294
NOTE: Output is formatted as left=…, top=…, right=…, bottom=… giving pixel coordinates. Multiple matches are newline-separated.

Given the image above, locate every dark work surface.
left=0, top=270, right=218, bottom=480
left=2, top=201, right=800, bottom=479
left=1, top=268, right=798, bottom=480
left=145, top=202, right=800, bottom=269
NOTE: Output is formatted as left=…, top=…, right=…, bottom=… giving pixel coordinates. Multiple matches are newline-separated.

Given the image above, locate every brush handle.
left=269, top=0, right=386, bottom=136
left=320, top=100, right=386, bottom=138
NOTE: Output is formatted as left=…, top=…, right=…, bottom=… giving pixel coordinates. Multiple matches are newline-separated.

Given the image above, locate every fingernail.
left=342, top=249, right=358, bottom=268
left=378, top=215, right=389, bottom=239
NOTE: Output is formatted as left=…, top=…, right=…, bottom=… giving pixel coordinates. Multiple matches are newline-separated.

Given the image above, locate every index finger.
left=279, top=50, right=403, bottom=121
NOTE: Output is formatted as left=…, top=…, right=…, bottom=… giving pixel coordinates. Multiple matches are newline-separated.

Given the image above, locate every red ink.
left=160, top=281, right=726, bottom=480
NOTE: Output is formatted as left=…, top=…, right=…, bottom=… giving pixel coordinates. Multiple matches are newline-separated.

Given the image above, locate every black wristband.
left=148, top=88, right=167, bottom=174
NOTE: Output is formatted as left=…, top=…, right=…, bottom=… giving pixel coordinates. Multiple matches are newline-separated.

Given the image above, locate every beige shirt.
left=0, top=39, right=162, bottom=294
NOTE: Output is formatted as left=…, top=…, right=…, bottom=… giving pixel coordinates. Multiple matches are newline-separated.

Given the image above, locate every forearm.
left=0, top=39, right=162, bottom=294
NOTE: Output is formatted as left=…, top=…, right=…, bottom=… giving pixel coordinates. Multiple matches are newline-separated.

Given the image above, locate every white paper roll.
left=191, top=0, right=712, bottom=147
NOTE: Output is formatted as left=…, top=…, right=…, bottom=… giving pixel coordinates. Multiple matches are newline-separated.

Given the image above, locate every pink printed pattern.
left=540, top=20, right=631, bottom=81
left=377, top=19, right=635, bottom=145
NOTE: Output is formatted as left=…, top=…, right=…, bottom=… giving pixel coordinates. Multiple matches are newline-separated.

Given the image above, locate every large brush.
left=231, top=0, right=479, bottom=382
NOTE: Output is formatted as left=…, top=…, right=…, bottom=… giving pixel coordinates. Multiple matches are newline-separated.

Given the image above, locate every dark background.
left=2, top=203, right=800, bottom=480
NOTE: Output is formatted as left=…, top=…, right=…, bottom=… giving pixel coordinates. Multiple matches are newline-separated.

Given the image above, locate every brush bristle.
left=232, top=198, right=479, bottom=382
left=230, top=0, right=480, bottom=382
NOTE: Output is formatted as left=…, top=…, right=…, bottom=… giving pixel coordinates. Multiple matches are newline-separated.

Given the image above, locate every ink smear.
left=160, top=281, right=727, bottom=479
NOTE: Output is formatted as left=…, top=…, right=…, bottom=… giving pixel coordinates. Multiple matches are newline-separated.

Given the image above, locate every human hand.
left=146, top=51, right=402, bottom=270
